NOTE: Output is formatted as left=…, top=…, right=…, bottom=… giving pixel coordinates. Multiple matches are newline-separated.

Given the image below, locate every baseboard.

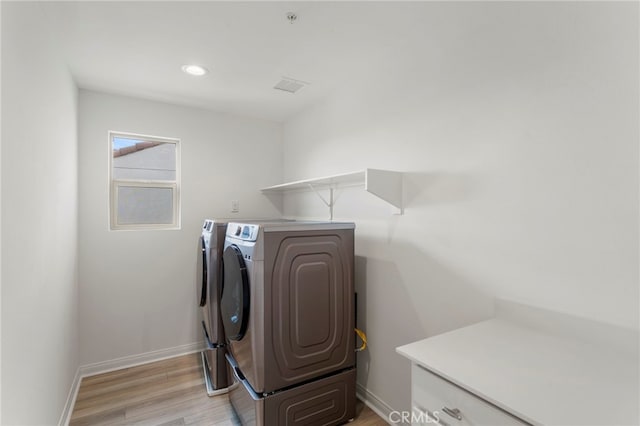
left=79, top=341, right=204, bottom=377
left=58, top=341, right=204, bottom=426
left=58, top=367, right=82, bottom=426
left=356, top=383, right=393, bottom=425
left=61, top=345, right=387, bottom=426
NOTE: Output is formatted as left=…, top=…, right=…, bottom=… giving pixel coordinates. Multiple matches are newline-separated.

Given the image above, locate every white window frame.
left=108, top=131, right=181, bottom=231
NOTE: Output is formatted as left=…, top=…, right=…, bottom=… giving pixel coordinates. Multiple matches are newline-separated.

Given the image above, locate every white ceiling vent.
left=273, top=77, right=309, bottom=94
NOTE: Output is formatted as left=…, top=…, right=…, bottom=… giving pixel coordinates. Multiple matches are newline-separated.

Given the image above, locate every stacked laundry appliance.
left=197, top=219, right=233, bottom=395
left=221, top=221, right=356, bottom=425
left=197, top=218, right=295, bottom=396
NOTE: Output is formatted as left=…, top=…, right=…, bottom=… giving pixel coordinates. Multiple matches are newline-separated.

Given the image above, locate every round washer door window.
left=198, top=236, right=207, bottom=307
left=221, top=245, right=250, bottom=341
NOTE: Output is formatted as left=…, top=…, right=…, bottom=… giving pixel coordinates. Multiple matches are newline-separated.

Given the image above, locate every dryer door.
left=221, top=244, right=250, bottom=341
left=198, top=236, right=207, bottom=307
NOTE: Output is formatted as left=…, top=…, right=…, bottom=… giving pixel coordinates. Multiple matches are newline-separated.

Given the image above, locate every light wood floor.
left=70, top=353, right=388, bottom=426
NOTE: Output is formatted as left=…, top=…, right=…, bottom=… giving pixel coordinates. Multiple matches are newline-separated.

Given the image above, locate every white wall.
left=282, top=2, right=639, bottom=415
left=78, top=90, right=282, bottom=365
left=1, top=2, right=79, bottom=424
left=0, top=2, right=3, bottom=420
left=1, top=2, right=3, bottom=419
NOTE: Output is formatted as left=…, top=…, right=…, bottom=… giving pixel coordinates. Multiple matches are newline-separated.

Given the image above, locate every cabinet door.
left=412, top=364, right=528, bottom=426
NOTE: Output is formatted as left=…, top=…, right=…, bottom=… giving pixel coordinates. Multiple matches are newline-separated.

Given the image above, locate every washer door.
left=221, top=244, right=250, bottom=341
left=198, top=236, right=207, bottom=307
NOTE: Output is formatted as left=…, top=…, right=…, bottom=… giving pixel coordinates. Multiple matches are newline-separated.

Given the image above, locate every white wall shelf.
left=261, top=168, right=403, bottom=220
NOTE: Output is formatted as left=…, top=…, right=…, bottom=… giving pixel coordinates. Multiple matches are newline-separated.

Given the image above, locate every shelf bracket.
left=308, top=183, right=334, bottom=220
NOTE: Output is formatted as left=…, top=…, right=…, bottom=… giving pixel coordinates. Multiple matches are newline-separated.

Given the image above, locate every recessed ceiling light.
left=182, top=65, right=208, bottom=76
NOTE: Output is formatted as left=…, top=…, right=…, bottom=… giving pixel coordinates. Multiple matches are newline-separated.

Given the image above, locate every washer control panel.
left=202, top=219, right=214, bottom=232
left=227, top=223, right=259, bottom=242
left=201, top=219, right=215, bottom=246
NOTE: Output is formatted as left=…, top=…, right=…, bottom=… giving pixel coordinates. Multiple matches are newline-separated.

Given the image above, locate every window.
left=109, top=132, right=180, bottom=230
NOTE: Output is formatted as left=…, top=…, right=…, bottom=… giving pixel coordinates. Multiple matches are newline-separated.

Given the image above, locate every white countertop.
left=396, top=317, right=639, bottom=426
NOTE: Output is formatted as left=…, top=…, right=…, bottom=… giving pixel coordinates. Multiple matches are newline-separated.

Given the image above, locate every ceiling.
left=40, top=1, right=450, bottom=122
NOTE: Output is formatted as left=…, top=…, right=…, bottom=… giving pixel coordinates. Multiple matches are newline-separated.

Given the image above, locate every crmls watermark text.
left=388, top=410, right=441, bottom=424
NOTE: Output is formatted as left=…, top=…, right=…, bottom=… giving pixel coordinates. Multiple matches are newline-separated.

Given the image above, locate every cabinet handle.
left=442, top=407, right=462, bottom=420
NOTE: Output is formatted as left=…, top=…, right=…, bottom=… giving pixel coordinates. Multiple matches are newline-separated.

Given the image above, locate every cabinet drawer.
left=412, top=364, right=528, bottom=426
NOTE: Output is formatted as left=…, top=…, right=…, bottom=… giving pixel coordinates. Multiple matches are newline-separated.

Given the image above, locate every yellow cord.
left=355, top=328, right=367, bottom=352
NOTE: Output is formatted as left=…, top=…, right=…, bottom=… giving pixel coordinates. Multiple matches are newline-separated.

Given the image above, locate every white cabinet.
left=397, top=316, right=638, bottom=426
left=411, top=364, right=527, bottom=426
